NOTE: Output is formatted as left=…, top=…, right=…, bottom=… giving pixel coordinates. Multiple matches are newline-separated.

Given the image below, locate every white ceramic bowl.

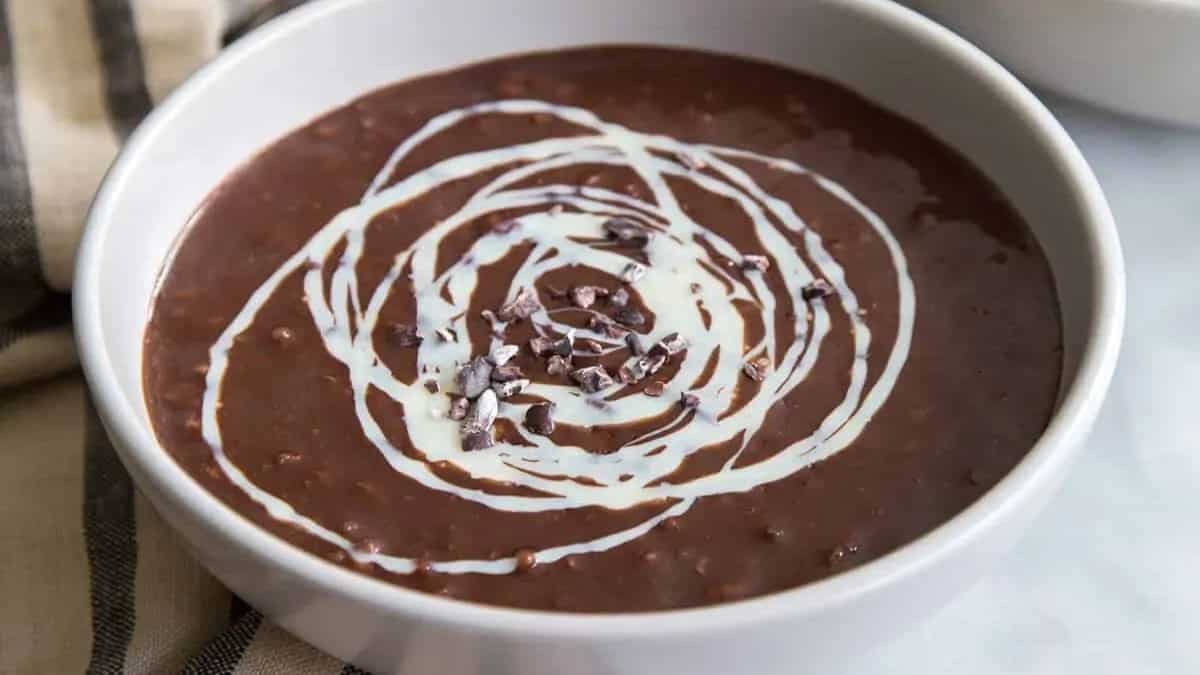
left=75, top=1, right=1124, bottom=673
left=906, top=0, right=1200, bottom=128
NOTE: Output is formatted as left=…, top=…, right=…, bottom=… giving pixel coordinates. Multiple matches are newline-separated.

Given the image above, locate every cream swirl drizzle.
left=199, top=100, right=915, bottom=574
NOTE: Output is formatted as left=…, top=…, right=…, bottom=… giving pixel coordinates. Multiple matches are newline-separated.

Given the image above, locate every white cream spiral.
left=199, top=100, right=915, bottom=574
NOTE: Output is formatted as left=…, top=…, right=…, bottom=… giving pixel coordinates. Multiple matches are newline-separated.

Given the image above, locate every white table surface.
left=848, top=95, right=1200, bottom=674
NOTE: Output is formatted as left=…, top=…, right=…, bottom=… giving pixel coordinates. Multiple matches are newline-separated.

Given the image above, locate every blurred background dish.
left=905, top=0, right=1200, bottom=127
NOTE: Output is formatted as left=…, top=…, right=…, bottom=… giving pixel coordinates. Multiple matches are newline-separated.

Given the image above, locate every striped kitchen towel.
left=0, top=1, right=370, bottom=672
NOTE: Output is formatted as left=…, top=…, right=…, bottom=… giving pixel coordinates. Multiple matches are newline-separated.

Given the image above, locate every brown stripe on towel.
left=0, top=291, right=74, bottom=389
left=0, top=291, right=70, bottom=351
left=87, top=0, right=154, bottom=139
left=0, top=0, right=44, bottom=302
left=73, top=2, right=152, bottom=670
left=180, top=609, right=264, bottom=675
left=122, top=494, right=231, bottom=674
left=82, top=394, right=138, bottom=674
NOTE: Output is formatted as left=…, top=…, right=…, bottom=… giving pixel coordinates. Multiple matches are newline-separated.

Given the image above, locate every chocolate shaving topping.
left=656, top=332, right=688, bottom=355
left=644, top=380, right=666, bottom=397
left=602, top=217, right=650, bottom=248
left=614, top=308, right=645, bottom=327
left=456, top=357, right=494, bottom=399
left=625, top=332, right=646, bottom=356
left=743, top=355, right=771, bottom=382
left=462, top=389, right=498, bottom=433
left=461, top=430, right=494, bottom=452
left=570, top=365, right=615, bottom=393
left=549, top=332, right=575, bottom=357
left=617, top=364, right=637, bottom=384
left=621, top=353, right=666, bottom=383
left=589, top=315, right=628, bottom=338
left=497, top=287, right=542, bottom=322
left=492, top=378, right=530, bottom=399
left=490, top=364, right=525, bottom=382
left=689, top=282, right=702, bottom=294
left=529, top=330, right=572, bottom=358
left=389, top=323, right=423, bottom=347
left=605, top=323, right=629, bottom=339
left=546, top=355, right=571, bottom=376
left=487, top=344, right=519, bottom=366
left=529, top=336, right=556, bottom=356
left=524, top=402, right=556, bottom=435
left=423, top=379, right=440, bottom=394
left=648, top=334, right=687, bottom=361
left=569, top=286, right=596, bottom=309
left=679, top=392, right=701, bottom=410
left=608, top=287, right=630, bottom=307
left=740, top=254, right=770, bottom=272
left=447, top=396, right=470, bottom=421
left=642, top=353, right=667, bottom=375
left=435, top=327, right=456, bottom=343
left=569, top=285, right=607, bottom=309
left=802, top=279, right=835, bottom=301
left=621, top=262, right=647, bottom=283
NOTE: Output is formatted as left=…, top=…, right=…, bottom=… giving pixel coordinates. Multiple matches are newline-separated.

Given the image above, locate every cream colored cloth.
left=0, top=1, right=365, bottom=672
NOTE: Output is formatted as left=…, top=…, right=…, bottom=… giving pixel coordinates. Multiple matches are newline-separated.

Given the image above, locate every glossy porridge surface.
left=144, top=47, right=1061, bottom=612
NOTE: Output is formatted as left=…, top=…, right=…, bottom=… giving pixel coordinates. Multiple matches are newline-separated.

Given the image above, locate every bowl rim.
left=74, top=0, right=1124, bottom=640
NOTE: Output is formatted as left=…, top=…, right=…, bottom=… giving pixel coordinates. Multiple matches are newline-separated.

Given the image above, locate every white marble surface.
left=848, top=95, right=1200, bottom=674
